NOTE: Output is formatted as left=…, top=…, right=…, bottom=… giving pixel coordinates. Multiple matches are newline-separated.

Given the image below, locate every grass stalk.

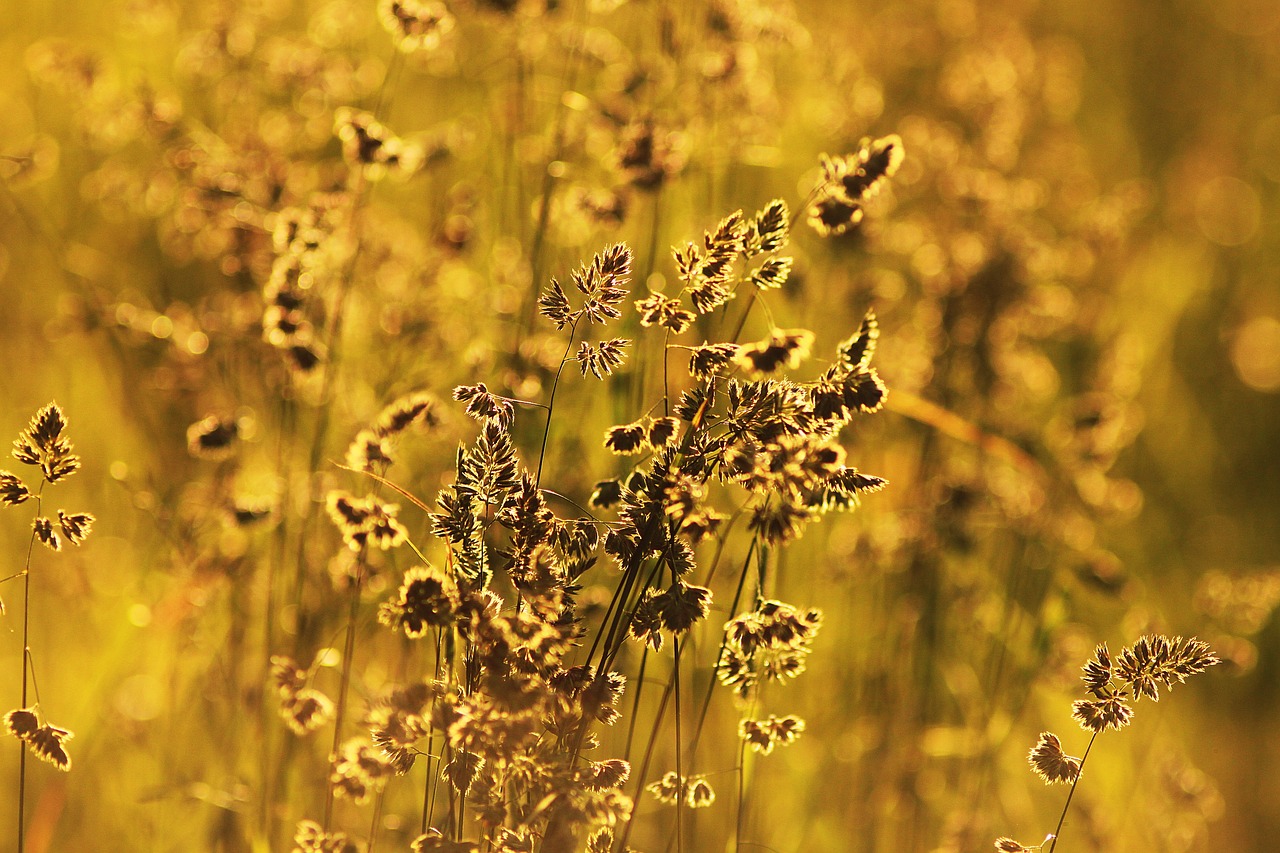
left=15, top=481, right=46, bottom=853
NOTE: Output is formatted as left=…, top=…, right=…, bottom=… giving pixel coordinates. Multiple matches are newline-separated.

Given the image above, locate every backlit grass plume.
left=998, top=636, right=1219, bottom=852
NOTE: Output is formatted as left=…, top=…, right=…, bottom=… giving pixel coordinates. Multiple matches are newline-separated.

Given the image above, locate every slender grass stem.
left=662, top=331, right=671, bottom=416
left=521, top=0, right=589, bottom=339
left=672, top=636, right=684, bottom=853
left=288, top=43, right=401, bottom=660
left=623, top=646, right=650, bottom=762
left=260, top=395, right=296, bottom=842
left=322, top=552, right=369, bottom=830
left=684, top=538, right=756, bottom=761
left=536, top=319, right=580, bottom=487
left=1047, top=731, right=1099, bottom=853
left=568, top=555, right=666, bottom=769
left=16, top=480, right=45, bottom=853
left=368, top=789, right=385, bottom=852
left=421, top=735, right=434, bottom=836
left=598, top=557, right=667, bottom=675
left=615, top=670, right=675, bottom=853
left=734, top=734, right=747, bottom=853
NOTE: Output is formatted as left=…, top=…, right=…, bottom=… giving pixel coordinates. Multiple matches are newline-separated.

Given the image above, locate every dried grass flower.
left=685, top=775, right=715, bottom=808
left=4, top=708, right=73, bottom=771
left=576, top=338, right=631, bottom=379
left=453, top=383, right=514, bottom=426
left=646, top=770, right=683, bottom=805
left=734, top=328, right=815, bottom=376
left=0, top=471, right=32, bottom=505
left=379, top=565, right=460, bottom=637
left=613, top=119, right=687, bottom=189
left=379, top=0, right=456, bottom=53
left=13, top=402, right=81, bottom=482
left=293, top=819, right=361, bottom=853
left=186, top=415, right=238, bottom=460
left=32, top=516, right=60, bottom=552
left=410, top=830, right=479, bottom=852
left=330, top=738, right=396, bottom=803
left=739, top=714, right=806, bottom=755
left=375, top=391, right=438, bottom=437
left=807, top=135, right=905, bottom=236
left=283, top=688, right=336, bottom=736
left=326, top=490, right=407, bottom=551
left=1028, top=731, right=1080, bottom=784
left=1071, top=696, right=1134, bottom=732
left=1114, top=634, right=1219, bottom=703
left=345, top=428, right=393, bottom=473
left=334, top=107, right=424, bottom=180
left=539, top=243, right=634, bottom=330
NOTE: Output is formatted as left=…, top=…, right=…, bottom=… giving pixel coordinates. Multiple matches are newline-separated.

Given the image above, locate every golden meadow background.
left=1, top=0, right=1278, bottom=851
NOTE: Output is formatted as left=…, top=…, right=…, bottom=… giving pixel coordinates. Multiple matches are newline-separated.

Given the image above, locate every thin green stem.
left=598, top=557, right=667, bottom=676
left=567, top=555, right=665, bottom=769
left=727, top=290, right=761, bottom=345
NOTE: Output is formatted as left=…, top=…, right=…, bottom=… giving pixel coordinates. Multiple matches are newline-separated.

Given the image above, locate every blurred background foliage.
left=0, top=0, right=1277, bottom=851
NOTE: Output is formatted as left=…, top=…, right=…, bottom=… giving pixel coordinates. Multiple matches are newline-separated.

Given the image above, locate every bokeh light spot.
left=1194, top=176, right=1261, bottom=246
left=115, top=674, right=163, bottom=721
left=128, top=603, right=152, bottom=628
left=1231, top=315, right=1280, bottom=391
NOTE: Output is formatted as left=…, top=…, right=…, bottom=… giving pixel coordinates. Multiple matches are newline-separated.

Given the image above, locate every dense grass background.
left=1, top=0, right=1277, bottom=851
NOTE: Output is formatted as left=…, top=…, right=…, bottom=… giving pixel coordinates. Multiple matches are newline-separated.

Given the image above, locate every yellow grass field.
left=1, top=1, right=1277, bottom=851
